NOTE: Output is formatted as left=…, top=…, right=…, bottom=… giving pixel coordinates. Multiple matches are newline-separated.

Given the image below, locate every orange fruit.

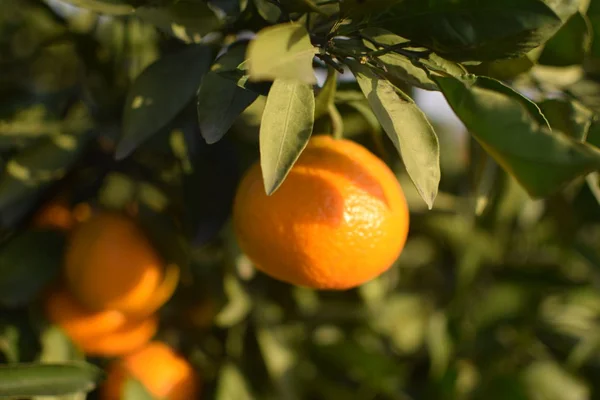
left=45, top=288, right=157, bottom=357
left=63, top=211, right=179, bottom=316
left=102, top=341, right=199, bottom=400
left=233, top=135, right=409, bottom=290
left=32, top=200, right=75, bottom=231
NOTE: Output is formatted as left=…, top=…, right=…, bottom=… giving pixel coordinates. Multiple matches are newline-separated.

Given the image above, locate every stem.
left=329, top=103, right=344, bottom=140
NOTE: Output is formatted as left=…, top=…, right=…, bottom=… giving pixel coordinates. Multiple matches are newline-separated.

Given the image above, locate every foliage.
left=2, top=0, right=600, bottom=399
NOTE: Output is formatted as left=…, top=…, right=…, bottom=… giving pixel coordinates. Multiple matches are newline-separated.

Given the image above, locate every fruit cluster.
left=33, top=201, right=199, bottom=399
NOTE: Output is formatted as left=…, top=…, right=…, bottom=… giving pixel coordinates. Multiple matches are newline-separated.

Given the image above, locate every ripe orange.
left=63, top=211, right=179, bottom=316
left=102, top=341, right=199, bottom=400
left=32, top=199, right=74, bottom=231
left=44, top=288, right=157, bottom=357
left=233, top=135, right=409, bottom=290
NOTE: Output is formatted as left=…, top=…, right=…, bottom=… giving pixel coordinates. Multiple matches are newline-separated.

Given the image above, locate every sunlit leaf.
left=436, top=74, right=600, bottom=197
left=247, top=23, right=317, bottom=84
left=349, top=60, right=440, bottom=209
left=259, top=79, right=315, bottom=195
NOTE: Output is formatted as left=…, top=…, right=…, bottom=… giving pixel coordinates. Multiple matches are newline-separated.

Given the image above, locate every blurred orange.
left=63, top=211, right=179, bottom=316
left=32, top=199, right=75, bottom=231
left=44, top=288, right=157, bottom=357
left=102, top=341, right=199, bottom=400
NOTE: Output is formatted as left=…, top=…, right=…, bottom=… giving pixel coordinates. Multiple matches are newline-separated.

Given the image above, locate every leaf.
left=522, top=361, right=590, bottom=400
left=117, top=45, right=213, bottom=159
left=435, top=74, right=600, bottom=197
left=254, top=0, right=282, bottom=23
left=427, top=312, right=453, bottom=379
left=212, top=42, right=272, bottom=95
left=0, top=132, right=91, bottom=211
left=343, top=0, right=562, bottom=62
left=215, top=363, right=254, bottom=400
left=0, top=363, right=103, bottom=398
left=538, top=98, right=594, bottom=141
left=348, top=60, right=440, bottom=209
left=539, top=12, right=592, bottom=66
left=543, top=0, right=584, bottom=21
left=314, top=68, right=338, bottom=119
left=0, top=230, right=65, bottom=308
left=247, top=23, right=317, bottom=84
left=183, top=137, right=240, bottom=246
left=197, top=72, right=258, bottom=144
left=360, top=28, right=439, bottom=91
left=56, top=0, right=133, bottom=15
left=136, top=1, right=221, bottom=43
left=122, top=377, right=156, bottom=400
left=259, top=79, right=315, bottom=195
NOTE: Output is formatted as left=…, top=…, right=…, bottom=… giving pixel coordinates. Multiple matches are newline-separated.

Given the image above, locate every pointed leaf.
left=538, top=98, right=593, bottom=141
left=343, top=0, right=562, bottom=62
left=247, top=23, right=317, bottom=84
left=122, top=377, right=156, bottom=400
left=435, top=74, right=600, bottom=197
left=118, top=45, right=213, bottom=159
left=0, top=363, right=103, bottom=398
left=348, top=60, right=440, bottom=209
left=260, top=79, right=315, bottom=195
left=197, top=72, right=258, bottom=144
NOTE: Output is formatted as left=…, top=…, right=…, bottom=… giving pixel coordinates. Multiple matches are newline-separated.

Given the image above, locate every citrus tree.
left=2, top=0, right=600, bottom=398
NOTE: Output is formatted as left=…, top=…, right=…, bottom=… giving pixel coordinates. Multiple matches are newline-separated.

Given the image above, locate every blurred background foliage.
left=3, top=0, right=600, bottom=399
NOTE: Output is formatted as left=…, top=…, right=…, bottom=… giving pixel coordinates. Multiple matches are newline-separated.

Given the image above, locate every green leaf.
left=543, top=0, right=584, bottom=21
left=136, top=1, right=222, bottom=43
left=122, top=377, right=156, bottom=400
left=0, top=132, right=91, bottom=211
left=247, top=23, right=317, bottom=84
left=359, top=28, right=439, bottom=91
left=538, top=98, right=594, bottom=141
left=55, top=0, right=133, bottom=15
left=315, top=68, right=338, bottom=119
left=197, top=72, right=258, bottom=144
left=215, top=363, right=254, bottom=400
left=348, top=60, right=440, bottom=209
left=259, top=79, right=315, bottom=195
left=435, top=74, right=600, bottom=197
left=344, top=0, right=562, bottom=62
left=539, top=12, right=592, bottom=66
left=254, top=0, right=282, bottom=23
left=427, top=312, right=453, bottom=379
left=0, top=230, right=65, bottom=308
left=212, top=42, right=272, bottom=95
left=473, top=77, right=551, bottom=129
left=0, top=363, right=103, bottom=398
left=117, top=45, right=213, bottom=159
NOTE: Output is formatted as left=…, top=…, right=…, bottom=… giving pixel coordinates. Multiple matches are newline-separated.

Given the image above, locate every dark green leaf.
left=539, top=12, right=592, bottom=66
left=213, top=42, right=272, bottom=95
left=136, top=1, right=221, bottom=42
left=538, top=98, right=594, bottom=141
left=247, top=23, right=317, bottom=84
left=0, top=132, right=91, bottom=211
left=348, top=60, right=440, bottom=209
left=435, top=74, right=600, bottom=197
left=56, top=0, right=133, bottom=15
left=0, top=363, right=103, bottom=398
left=197, top=72, right=258, bottom=144
left=260, top=79, right=315, bottom=195
left=343, top=0, right=562, bottom=62
left=117, top=45, right=213, bottom=159
left=0, top=230, right=65, bottom=308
